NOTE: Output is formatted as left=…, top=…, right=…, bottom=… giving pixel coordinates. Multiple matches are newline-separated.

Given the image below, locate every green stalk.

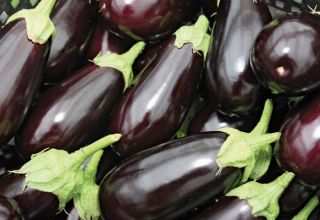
left=292, top=196, right=319, bottom=220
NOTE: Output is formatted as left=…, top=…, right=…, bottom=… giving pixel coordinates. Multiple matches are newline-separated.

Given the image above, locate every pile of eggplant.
left=2, top=0, right=320, bottom=219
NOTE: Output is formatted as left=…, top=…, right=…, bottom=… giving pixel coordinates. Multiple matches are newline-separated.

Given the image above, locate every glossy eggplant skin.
left=205, top=0, right=271, bottom=116
left=188, top=103, right=258, bottom=135
left=100, top=132, right=242, bottom=220
left=0, top=195, right=24, bottom=220
left=0, top=144, right=25, bottom=176
left=99, top=0, right=199, bottom=42
left=16, top=64, right=124, bottom=158
left=108, top=37, right=204, bottom=157
left=251, top=14, right=320, bottom=96
left=0, top=173, right=59, bottom=220
left=0, top=20, right=49, bottom=146
left=275, top=93, right=320, bottom=187
left=189, top=196, right=264, bottom=220
left=85, top=18, right=133, bottom=62
left=44, top=0, right=97, bottom=83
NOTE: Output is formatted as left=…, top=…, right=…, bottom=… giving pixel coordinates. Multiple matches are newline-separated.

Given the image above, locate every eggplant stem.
left=84, top=150, right=104, bottom=179
left=292, top=196, right=319, bottom=220
left=34, top=0, right=57, bottom=16
left=251, top=99, right=273, bottom=135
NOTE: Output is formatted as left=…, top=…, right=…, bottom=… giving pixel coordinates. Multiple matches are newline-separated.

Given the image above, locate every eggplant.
left=0, top=173, right=59, bottom=220
left=0, top=195, right=24, bottom=220
left=0, top=0, right=57, bottom=146
left=0, top=144, right=25, bottom=176
left=85, top=17, right=133, bottom=62
left=251, top=13, right=320, bottom=96
left=275, top=93, right=320, bottom=187
left=99, top=0, right=200, bottom=42
left=187, top=102, right=258, bottom=135
left=44, top=0, right=97, bottom=84
left=99, top=132, right=242, bottom=220
left=108, top=16, right=209, bottom=157
left=16, top=42, right=145, bottom=158
left=189, top=172, right=294, bottom=220
left=205, top=0, right=271, bottom=116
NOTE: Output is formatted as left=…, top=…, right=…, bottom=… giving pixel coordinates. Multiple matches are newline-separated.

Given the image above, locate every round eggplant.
left=251, top=13, right=320, bottom=96
left=205, top=0, right=271, bottom=116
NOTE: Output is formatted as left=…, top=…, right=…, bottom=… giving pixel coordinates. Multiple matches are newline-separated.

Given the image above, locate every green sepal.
left=292, top=196, right=319, bottom=220
left=93, top=42, right=146, bottom=90
left=11, top=134, right=122, bottom=210
left=227, top=172, right=295, bottom=220
left=217, top=100, right=278, bottom=182
left=5, top=0, right=57, bottom=44
left=174, top=15, right=210, bottom=58
left=74, top=151, right=104, bottom=220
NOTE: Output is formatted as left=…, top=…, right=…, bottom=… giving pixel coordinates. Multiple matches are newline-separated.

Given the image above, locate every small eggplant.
left=99, top=0, right=200, bottom=42
left=189, top=172, right=295, bottom=220
left=16, top=42, right=145, bottom=158
left=85, top=17, right=134, bottom=62
left=187, top=102, right=258, bottom=135
left=44, top=0, right=97, bottom=83
left=275, top=93, right=320, bottom=187
left=251, top=13, right=320, bottom=96
left=0, top=195, right=24, bottom=220
left=0, top=0, right=56, bottom=146
left=0, top=144, right=25, bottom=176
left=108, top=16, right=210, bottom=157
left=205, top=0, right=271, bottom=116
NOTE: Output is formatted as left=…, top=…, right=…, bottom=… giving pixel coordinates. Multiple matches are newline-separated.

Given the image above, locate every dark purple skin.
left=275, top=93, right=320, bottom=187
left=189, top=196, right=265, bottom=220
left=251, top=13, right=320, bottom=96
left=85, top=18, right=133, bottom=62
left=100, top=132, right=242, bottom=220
left=44, top=0, right=97, bottom=83
left=108, top=36, right=204, bottom=157
left=309, top=207, right=320, bottom=220
left=205, top=0, right=271, bottom=116
left=0, top=195, right=24, bottom=220
left=201, top=0, right=217, bottom=21
left=187, top=103, right=258, bottom=135
left=99, top=0, right=199, bottom=42
left=16, top=64, right=124, bottom=158
left=0, top=173, right=59, bottom=220
left=0, top=20, right=49, bottom=146
left=0, top=144, right=25, bottom=176
left=268, top=96, right=291, bottom=133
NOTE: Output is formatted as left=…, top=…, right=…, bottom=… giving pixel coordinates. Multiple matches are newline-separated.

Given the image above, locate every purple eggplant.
left=16, top=42, right=145, bottom=158
left=187, top=102, right=258, bottom=135
left=0, top=173, right=59, bottom=220
left=0, top=195, right=24, bottom=220
left=0, top=0, right=57, bottom=146
left=99, top=0, right=200, bottom=42
left=99, top=132, right=242, bottom=220
left=108, top=16, right=209, bottom=157
left=251, top=13, right=320, bottom=96
left=85, top=17, right=133, bottom=62
left=44, top=0, right=97, bottom=83
left=275, top=93, right=320, bottom=187
left=205, top=0, right=271, bottom=116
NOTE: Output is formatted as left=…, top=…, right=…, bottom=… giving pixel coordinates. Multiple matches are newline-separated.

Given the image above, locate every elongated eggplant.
left=99, top=0, right=200, bottom=42
left=187, top=102, right=258, bottom=135
left=205, top=0, right=271, bottom=116
left=0, top=0, right=56, bottom=146
left=16, top=42, right=145, bottom=158
left=0, top=144, right=25, bottom=176
left=85, top=17, right=133, bottom=62
left=108, top=16, right=210, bottom=157
left=189, top=172, right=294, bottom=220
left=0, top=195, right=24, bottom=220
left=251, top=14, right=320, bottom=96
left=275, top=92, right=320, bottom=187
left=99, top=132, right=242, bottom=220
left=0, top=173, right=59, bottom=220
left=44, top=0, right=97, bottom=83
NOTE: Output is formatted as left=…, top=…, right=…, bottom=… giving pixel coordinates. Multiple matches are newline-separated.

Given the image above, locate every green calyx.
left=174, top=15, right=211, bottom=58
left=74, top=150, right=104, bottom=220
left=292, top=196, right=319, bottom=220
left=5, top=0, right=57, bottom=44
left=11, top=134, right=122, bottom=210
left=93, top=41, right=146, bottom=90
left=227, top=172, right=295, bottom=220
left=216, top=100, right=278, bottom=182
